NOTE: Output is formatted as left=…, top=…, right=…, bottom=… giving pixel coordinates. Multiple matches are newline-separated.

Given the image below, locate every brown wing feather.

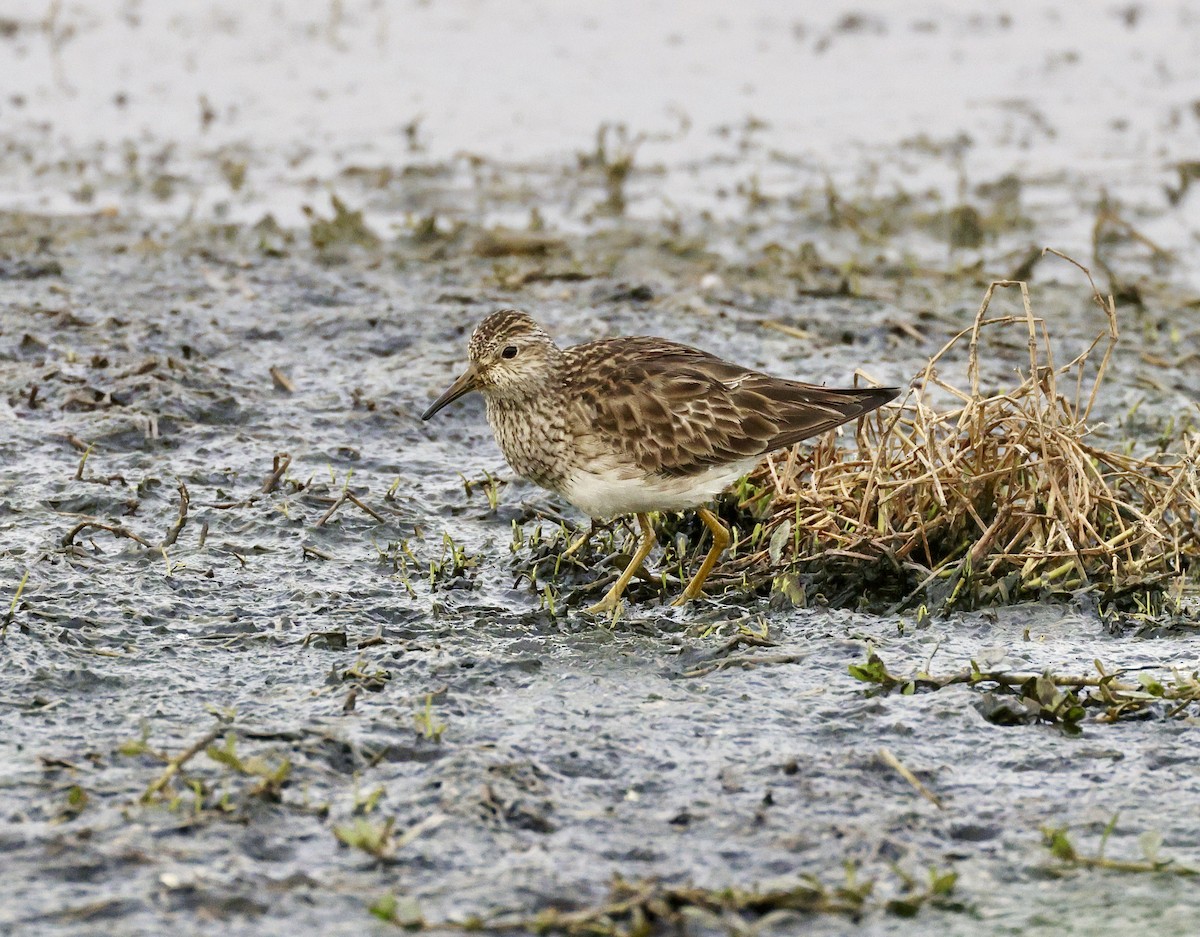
left=564, top=337, right=899, bottom=477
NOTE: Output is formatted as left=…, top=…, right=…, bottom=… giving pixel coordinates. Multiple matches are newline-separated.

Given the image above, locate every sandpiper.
left=422, top=309, right=898, bottom=613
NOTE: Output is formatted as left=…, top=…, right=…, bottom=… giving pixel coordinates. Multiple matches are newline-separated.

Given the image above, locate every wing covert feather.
left=563, top=337, right=897, bottom=478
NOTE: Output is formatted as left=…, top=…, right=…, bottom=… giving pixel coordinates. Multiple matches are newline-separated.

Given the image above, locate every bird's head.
left=421, top=309, right=562, bottom=419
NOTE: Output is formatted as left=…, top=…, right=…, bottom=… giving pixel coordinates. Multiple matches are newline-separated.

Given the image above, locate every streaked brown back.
left=564, top=336, right=898, bottom=478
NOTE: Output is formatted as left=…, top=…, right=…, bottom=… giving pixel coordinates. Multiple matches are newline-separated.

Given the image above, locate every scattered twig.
left=160, top=483, right=190, bottom=548
left=346, top=492, right=387, bottom=524
left=681, top=653, right=805, bottom=679
left=761, top=319, right=814, bottom=341
left=262, top=452, right=292, bottom=494
left=316, top=491, right=388, bottom=527
left=141, top=727, right=224, bottom=802
left=878, top=747, right=945, bottom=809
left=316, top=494, right=348, bottom=526
left=61, top=519, right=152, bottom=548
left=269, top=366, right=296, bottom=393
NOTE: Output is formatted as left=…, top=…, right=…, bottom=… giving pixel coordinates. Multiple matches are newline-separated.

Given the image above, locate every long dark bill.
left=421, top=366, right=480, bottom=421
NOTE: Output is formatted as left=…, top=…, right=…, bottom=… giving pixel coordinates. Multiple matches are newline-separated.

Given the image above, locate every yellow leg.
left=586, top=513, right=656, bottom=615
left=671, top=507, right=731, bottom=606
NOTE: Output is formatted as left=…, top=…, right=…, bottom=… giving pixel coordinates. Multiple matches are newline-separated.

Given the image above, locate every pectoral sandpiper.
left=422, top=309, right=898, bottom=613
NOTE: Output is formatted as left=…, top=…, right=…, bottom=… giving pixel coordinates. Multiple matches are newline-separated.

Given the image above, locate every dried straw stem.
left=745, top=260, right=1198, bottom=609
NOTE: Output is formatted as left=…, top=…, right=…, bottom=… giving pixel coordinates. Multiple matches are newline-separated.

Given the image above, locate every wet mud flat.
left=1, top=179, right=1198, bottom=937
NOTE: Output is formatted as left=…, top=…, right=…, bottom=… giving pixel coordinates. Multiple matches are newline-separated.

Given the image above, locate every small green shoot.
left=3, top=569, right=30, bottom=633
left=414, top=694, right=446, bottom=742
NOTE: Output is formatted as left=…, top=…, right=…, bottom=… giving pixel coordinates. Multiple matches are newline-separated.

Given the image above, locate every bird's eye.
left=500, top=345, right=518, bottom=359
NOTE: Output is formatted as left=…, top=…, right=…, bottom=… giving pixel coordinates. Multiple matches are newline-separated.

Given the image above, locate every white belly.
left=559, top=459, right=758, bottom=518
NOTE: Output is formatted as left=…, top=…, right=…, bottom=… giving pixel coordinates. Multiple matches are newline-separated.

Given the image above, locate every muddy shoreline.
left=1, top=188, right=1198, bottom=935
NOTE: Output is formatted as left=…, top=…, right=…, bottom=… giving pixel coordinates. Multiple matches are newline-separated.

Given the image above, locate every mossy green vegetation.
left=849, top=649, right=1200, bottom=735
left=1044, top=820, right=1198, bottom=878
left=369, top=866, right=964, bottom=933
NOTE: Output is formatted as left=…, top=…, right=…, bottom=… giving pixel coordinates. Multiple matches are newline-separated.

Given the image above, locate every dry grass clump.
left=747, top=253, right=1200, bottom=613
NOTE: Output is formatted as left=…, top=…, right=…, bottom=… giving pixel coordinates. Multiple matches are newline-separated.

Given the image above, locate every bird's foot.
left=670, top=587, right=704, bottom=608
left=585, top=589, right=624, bottom=616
